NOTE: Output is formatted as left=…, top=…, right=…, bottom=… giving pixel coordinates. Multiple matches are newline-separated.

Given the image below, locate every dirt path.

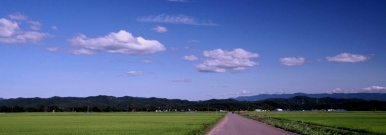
left=208, top=112, right=297, bottom=135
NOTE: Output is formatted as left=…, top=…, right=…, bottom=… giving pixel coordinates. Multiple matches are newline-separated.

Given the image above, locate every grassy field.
left=0, top=112, right=225, bottom=135
left=242, top=111, right=386, bottom=135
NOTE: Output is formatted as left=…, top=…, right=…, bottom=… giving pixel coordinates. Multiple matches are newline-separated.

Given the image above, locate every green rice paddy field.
left=244, top=111, right=386, bottom=134
left=0, top=112, right=225, bottom=135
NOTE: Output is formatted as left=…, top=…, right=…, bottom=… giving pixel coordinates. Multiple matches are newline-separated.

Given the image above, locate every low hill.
left=0, top=95, right=243, bottom=112
left=234, top=93, right=386, bottom=101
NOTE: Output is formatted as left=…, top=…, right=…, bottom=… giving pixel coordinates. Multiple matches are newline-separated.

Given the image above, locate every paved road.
left=208, top=113, right=297, bottom=135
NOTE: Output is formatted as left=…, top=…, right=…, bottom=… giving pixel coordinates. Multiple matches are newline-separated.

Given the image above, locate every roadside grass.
left=242, top=111, right=386, bottom=135
left=0, top=112, right=225, bottom=135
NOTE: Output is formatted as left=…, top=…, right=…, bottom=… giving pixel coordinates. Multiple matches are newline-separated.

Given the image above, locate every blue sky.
left=1, top=0, right=385, bottom=100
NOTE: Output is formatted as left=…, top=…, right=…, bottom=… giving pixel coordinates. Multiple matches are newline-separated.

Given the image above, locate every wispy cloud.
left=69, top=48, right=95, bottom=55
left=171, top=47, right=179, bottom=51
left=9, top=13, right=41, bottom=30
left=219, top=90, right=253, bottom=98
left=51, top=26, right=58, bottom=30
left=236, top=90, right=252, bottom=95
left=182, top=55, right=198, bottom=61
left=280, top=57, right=306, bottom=66
left=27, top=20, right=41, bottom=30
left=46, top=47, right=60, bottom=52
left=68, top=30, right=166, bottom=55
left=172, top=79, right=191, bottom=83
left=187, top=40, right=200, bottom=43
left=8, top=13, right=28, bottom=20
left=196, top=48, right=259, bottom=73
left=127, top=71, right=143, bottom=75
left=326, top=53, right=372, bottom=63
left=152, top=26, right=168, bottom=33
left=327, top=86, right=386, bottom=94
left=142, top=59, right=153, bottom=64
left=167, top=0, right=189, bottom=2
left=137, top=14, right=218, bottom=26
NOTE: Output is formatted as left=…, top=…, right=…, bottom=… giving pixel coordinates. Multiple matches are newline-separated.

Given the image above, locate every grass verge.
left=241, top=113, right=379, bottom=135
left=201, top=113, right=227, bottom=135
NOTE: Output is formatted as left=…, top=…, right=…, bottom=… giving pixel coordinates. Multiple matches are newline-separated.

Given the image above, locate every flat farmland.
left=0, top=112, right=225, bottom=135
left=243, top=111, right=386, bottom=134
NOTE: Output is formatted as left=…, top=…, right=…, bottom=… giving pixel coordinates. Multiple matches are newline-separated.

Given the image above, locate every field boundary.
left=0, top=112, right=226, bottom=135
left=241, top=113, right=374, bottom=135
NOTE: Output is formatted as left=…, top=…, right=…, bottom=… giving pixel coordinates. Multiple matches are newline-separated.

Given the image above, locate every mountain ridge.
left=234, top=93, right=386, bottom=101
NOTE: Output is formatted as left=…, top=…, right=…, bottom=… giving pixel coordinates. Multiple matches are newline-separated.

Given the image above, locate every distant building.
left=277, top=109, right=283, bottom=111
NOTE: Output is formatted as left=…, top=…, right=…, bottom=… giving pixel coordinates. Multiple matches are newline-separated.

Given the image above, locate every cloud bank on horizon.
left=0, top=0, right=385, bottom=100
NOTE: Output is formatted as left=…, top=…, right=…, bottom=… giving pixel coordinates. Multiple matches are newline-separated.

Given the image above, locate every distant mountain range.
left=0, top=98, right=4, bottom=101
left=1, top=95, right=386, bottom=112
left=234, top=93, right=386, bottom=101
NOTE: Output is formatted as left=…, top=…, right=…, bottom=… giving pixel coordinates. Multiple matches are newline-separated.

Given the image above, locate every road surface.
left=208, top=112, right=297, bottom=135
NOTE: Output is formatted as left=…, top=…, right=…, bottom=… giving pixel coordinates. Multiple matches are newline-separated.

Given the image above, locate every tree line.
left=0, top=95, right=385, bottom=112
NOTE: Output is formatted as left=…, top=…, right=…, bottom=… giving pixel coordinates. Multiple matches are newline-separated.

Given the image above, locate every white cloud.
left=280, top=57, right=306, bottom=66
left=0, top=17, right=49, bottom=44
left=326, top=53, right=371, bottom=63
left=195, top=48, right=259, bottom=73
left=0, top=18, right=20, bottom=37
left=183, top=55, right=198, bottom=61
left=363, top=86, right=386, bottom=93
left=70, top=48, right=95, bottom=55
left=152, top=26, right=167, bottom=33
left=46, top=47, right=60, bottom=52
left=142, top=59, right=153, bottom=63
left=172, top=79, right=191, bottom=83
left=127, top=71, right=143, bottom=75
left=137, top=14, right=218, bottom=26
left=68, top=30, right=166, bottom=55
